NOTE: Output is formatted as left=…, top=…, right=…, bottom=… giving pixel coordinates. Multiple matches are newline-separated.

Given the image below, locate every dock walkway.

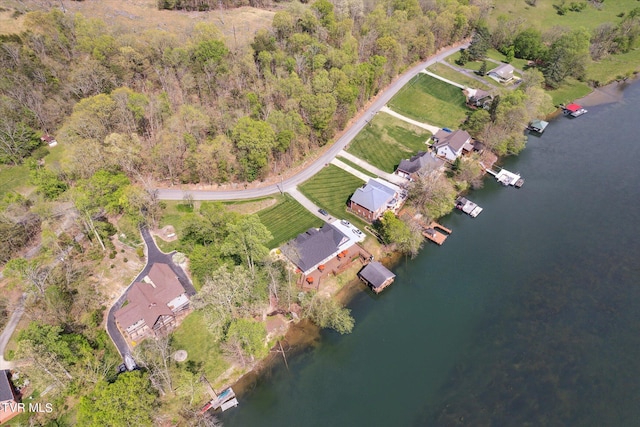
left=422, top=222, right=452, bottom=245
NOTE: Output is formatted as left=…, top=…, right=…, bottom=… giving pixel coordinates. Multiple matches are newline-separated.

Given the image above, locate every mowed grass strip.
left=257, top=194, right=323, bottom=248
left=388, top=74, right=471, bottom=128
left=346, top=112, right=431, bottom=173
left=335, top=156, right=377, bottom=178
left=299, top=164, right=365, bottom=222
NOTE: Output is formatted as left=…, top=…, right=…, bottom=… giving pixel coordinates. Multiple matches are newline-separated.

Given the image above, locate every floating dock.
left=487, top=168, right=524, bottom=188
left=200, top=387, right=238, bottom=414
left=455, top=197, right=483, bottom=217
left=422, top=222, right=452, bottom=245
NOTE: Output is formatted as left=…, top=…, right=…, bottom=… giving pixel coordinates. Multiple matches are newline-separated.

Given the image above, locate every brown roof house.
left=396, top=151, right=444, bottom=181
left=432, top=129, right=474, bottom=162
left=281, top=223, right=352, bottom=276
left=115, top=263, right=190, bottom=342
left=463, top=87, right=493, bottom=109
left=0, top=370, right=20, bottom=424
left=487, top=63, right=515, bottom=83
left=349, top=178, right=402, bottom=222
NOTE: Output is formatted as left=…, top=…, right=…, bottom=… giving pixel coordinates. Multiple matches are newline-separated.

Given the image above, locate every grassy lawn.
left=490, top=0, right=637, bottom=33
left=388, top=74, right=471, bottom=128
left=298, top=164, right=367, bottom=228
left=335, top=156, right=377, bottom=178
left=426, top=62, right=491, bottom=90
left=346, top=112, right=431, bottom=173
left=257, top=194, right=323, bottom=248
left=0, top=163, right=30, bottom=197
left=171, top=311, right=229, bottom=382
left=586, top=48, right=640, bottom=85
left=547, top=78, right=593, bottom=106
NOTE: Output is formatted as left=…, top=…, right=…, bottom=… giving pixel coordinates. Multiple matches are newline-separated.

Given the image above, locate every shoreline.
left=221, top=76, right=640, bottom=404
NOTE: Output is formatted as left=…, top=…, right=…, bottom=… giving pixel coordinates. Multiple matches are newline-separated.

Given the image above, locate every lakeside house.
left=115, top=263, right=191, bottom=342
left=0, top=370, right=20, bottom=424
left=358, top=261, right=396, bottom=293
left=395, top=151, right=444, bottom=181
left=281, top=223, right=355, bottom=276
left=463, top=87, right=493, bottom=109
left=349, top=178, right=403, bottom=222
left=432, top=129, right=474, bottom=161
left=487, top=63, right=515, bottom=83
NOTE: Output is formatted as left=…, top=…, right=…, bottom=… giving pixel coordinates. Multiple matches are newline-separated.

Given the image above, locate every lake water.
left=224, top=80, right=640, bottom=427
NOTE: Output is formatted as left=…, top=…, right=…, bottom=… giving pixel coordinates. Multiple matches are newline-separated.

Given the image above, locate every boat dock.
left=422, top=222, right=452, bottom=245
left=455, top=196, right=483, bottom=217
left=487, top=167, right=524, bottom=188
left=200, top=387, right=238, bottom=414
left=563, top=103, right=587, bottom=118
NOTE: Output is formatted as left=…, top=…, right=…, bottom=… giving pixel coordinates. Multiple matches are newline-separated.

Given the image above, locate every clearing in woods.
left=0, top=0, right=275, bottom=48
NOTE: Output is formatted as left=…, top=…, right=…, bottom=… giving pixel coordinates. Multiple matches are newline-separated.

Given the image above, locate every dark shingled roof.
left=358, top=261, right=395, bottom=288
left=0, top=370, right=16, bottom=402
left=281, top=223, right=348, bottom=273
left=397, top=151, right=444, bottom=174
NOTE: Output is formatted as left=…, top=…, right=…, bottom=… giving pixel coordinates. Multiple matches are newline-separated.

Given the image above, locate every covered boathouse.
left=358, top=261, right=396, bottom=293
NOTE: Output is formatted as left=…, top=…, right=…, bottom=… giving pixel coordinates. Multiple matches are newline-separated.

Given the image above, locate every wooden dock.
left=200, top=387, right=238, bottom=414
left=422, top=222, right=452, bottom=245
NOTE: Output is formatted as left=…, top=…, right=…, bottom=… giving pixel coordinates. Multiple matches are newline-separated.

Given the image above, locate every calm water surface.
left=224, top=81, right=640, bottom=427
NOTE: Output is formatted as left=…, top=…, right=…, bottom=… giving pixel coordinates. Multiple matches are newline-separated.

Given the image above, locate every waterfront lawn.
left=257, top=194, right=323, bottom=248
left=388, top=74, right=471, bottom=128
left=547, top=78, right=593, bottom=106
left=586, top=48, right=640, bottom=86
left=171, top=311, right=229, bottom=382
left=298, top=164, right=366, bottom=227
left=346, top=112, right=431, bottom=173
left=426, top=62, right=491, bottom=91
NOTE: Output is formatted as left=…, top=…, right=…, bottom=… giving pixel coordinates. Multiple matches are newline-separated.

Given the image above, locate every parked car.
left=340, top=220, right=350, bottom=226
left=352, top=228, right=362, bottom=235
left=318, top=209, right=328, bottom=216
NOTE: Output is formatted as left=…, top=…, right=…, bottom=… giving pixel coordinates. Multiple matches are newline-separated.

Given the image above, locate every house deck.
left=300, top=245, right=372, bottom=291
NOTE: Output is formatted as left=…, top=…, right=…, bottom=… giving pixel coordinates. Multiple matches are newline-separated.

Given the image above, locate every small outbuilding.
left=358, top=261, right=396, bottom=293
left=528, top=119, right=549, bottom=134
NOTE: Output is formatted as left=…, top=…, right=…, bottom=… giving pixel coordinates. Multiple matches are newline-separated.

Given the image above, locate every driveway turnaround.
left=106, top=226, right=196, bottom=363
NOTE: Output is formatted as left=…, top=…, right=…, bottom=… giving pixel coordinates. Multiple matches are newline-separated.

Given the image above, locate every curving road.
left=156, top=42, right=469, bottom=201
left=105, top=226, right=196, bottom=362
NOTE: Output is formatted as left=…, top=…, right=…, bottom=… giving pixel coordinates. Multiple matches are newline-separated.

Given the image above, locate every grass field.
left=335, top=156, right=377, bottom=178
left=346, top=112, right=431, bottom=173
left=171, top=311, right=229, bottom=382
left=298, top=165, right=367, bottom=228
left=547, top=78, right=593, bottom=106
left=485, top=49, right=530, bottom=72
left=0, top=163, right=30, bottom=197
left=388, top=74, right=471, bottom=128
left=257, top=194, right=323, bottom=248
left=586, top=48, right=640, bottom=85
left=426, top=62, right=491, bottom=90
left=490, top=0, right=638, bottom=33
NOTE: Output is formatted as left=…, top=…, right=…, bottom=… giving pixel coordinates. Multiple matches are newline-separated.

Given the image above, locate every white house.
left=432, top=129, right=473, bottom=161
left=487, top=63, right=515, bottom=83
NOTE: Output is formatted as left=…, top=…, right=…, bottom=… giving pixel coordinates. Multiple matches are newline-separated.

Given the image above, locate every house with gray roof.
left=396, top=151, right=444, bottom=180
left=349, top=178, right=402, bottom=222
left=0, top=370, right=20, bottom=424
left=488, top=63, right=515, bottom=83
left=115, top=263, right=190, bottom=341
left=358, top=261, right=396, bottom=293
left=432, top=129, right=474, bottom=161
left=281, top=224, right=351, bottom=275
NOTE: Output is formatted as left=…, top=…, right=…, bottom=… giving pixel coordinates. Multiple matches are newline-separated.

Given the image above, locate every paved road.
left=155, top=42, right=469, bottom=201
left=422, top=69, right=466, bottom=89
left=379, top=106, right=440, bottom=134
left=105, top=226, right=196, bottom=361
left=0, top=294, right=25, bottom=370
left=286, top=188, right=336, bottom=223
left=330, top=158, right=372, bottom=182
left=438, top=60, right=495, bottom=88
